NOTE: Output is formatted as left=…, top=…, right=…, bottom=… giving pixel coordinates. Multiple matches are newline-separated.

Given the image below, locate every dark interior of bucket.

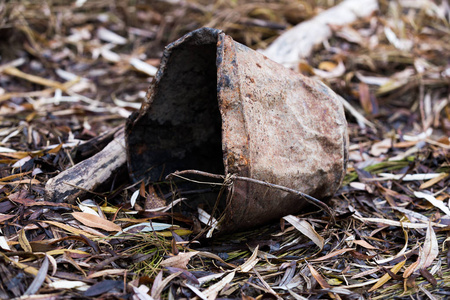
left=128, top=41, right=225, bottom=198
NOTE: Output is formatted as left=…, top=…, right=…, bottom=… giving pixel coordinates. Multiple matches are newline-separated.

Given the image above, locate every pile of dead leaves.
left=0, top=0, right=449, bottom=299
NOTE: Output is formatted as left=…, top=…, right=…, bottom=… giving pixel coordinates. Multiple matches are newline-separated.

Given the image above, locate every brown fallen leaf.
left=72, top=212, right=121, bottom=232
left=353, top=239, right=378, bottom=250
left=307, top=264, right=339, bottom=299
left=42, top=220, right=105, bottom=238
left=308, top=264, right=330, bottom=289
left=19, top=228, right=32, bottom=252
left=310, top=248, right=355, bottom=262
left=159, top=251, right=199, bottom=269
left=419, top=173, right=449, bottom=189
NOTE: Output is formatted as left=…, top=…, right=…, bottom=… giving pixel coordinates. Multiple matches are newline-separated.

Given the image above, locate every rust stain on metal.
left=125, top=27, right=348, bottom=232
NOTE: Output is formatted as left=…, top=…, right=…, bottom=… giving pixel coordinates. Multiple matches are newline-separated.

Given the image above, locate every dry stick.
left=166, top=170, right=336, bottom=224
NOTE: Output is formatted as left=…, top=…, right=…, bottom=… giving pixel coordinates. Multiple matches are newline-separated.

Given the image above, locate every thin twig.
left=166, top=170, right=336, bottom=224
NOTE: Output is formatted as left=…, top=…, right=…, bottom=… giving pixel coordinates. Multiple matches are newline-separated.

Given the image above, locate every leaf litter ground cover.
left=0, top=0, right=449, bottom=299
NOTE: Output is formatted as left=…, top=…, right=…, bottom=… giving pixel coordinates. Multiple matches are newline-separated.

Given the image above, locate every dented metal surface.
left=126, top=27, right=348, bottom=232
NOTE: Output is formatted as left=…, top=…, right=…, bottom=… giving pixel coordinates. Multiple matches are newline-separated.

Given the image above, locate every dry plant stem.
left=166, top=170, right=336, bottom=224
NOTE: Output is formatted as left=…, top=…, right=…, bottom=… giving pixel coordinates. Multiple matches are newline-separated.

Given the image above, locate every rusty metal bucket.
left=125, top=27, right=348, bottom=232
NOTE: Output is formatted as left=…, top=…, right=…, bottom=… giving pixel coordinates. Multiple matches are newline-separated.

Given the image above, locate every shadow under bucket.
left=125, top=27, right=348, bottom=232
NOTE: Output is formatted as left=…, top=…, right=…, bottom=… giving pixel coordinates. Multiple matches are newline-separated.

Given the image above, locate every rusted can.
left=126, top=27, right=348, bottom=232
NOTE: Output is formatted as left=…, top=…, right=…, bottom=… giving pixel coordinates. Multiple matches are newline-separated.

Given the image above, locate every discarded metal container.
left=126, top=27, right=348, bottom=232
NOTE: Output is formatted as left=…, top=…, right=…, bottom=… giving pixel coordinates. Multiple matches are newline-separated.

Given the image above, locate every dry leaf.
left=307, top=264, right=330, bottom=289
left=185, top=283, right=208, bottom=300
left=151, top=271, right=182, bottom=300
left=238, top=246, right=259, bottom=272
left=404, top=221, right=439, bottom=278
left=130, top=58, right=158, bottom=77
left=310, top=248, right=355, bottom=262
left=48, top=143, right=63, bottom=154
left=375, top=173, right=442, bottom=181
left=159, top=251, right=199, bottom=269
left=198, top=252, right=237, bottom=269
left=370, top=138, right=391, bottom=156
left=0, top=171, right=32, bottom=182
left=318, top=61, right=337, bottom=71
left=87, top=269, right=127, bottom=279
left=151, top=271, right=163, bottom=299
left=2, top=178, right=41, bottom=185
left=130, top=189, right=139, bottom=209
left=19, top=228, right=32, bottom=252
left=131, top=285, right=153, bottom=300
left=23, top=256, right=49, bottom=296
left=418, top=222, right=439, bottom=270
left=283, top=215, right=324, bottom=249
left=72, top=212, right=121, bottom=232
left=403, top=257, right=420, bottom=278
left=353, top=239, right=377, bottom=250
left=368, top=260, right=405, bottom=292
left=359, top=82, right=372, bottom=114
left=203, top=271, right=236, bottom=300
left=49, top=280, right=88, bottom=290
left=46, top=249, right=90, bottom=256
left=42, top=220, right=104, bottom=238
left=414, top=191, right=450, bottom=217
left=354, top=216, right=446, bottom=228
left=97, top=27, right=127, bottom=44
left=419, top=173, right=449, bottom=189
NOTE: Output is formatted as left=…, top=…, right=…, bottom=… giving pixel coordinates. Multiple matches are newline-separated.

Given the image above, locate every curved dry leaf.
left=198, top=252, right=237, bottom=269
left=203, top=271, right=235, bottom=299
left=150, top=271, right=163, bottom=299
left=376, top=226, right=410, bottom=265
left=160, top=251, right=199, bottom=269
left=151, top=271, right=182, bottom=300
left=23, top=255, right=49, bottom=296
left=307, top=264, right=330, bottom=289
left=414, top=191, right=450, bottom=217
left=238, top=245, right=259, bottom=273
left=283, top=215, right=324, bottom=249
left=19, top=228, right=32, bottom=252
left=47, top=254, right=57, bottom=276
left=185, top=283, right=208, bottom=300
left=72, top=212, right=121, bottom=232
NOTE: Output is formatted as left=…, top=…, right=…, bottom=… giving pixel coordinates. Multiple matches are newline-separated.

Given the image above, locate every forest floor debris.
left=0, top=0, right=449, bottom=299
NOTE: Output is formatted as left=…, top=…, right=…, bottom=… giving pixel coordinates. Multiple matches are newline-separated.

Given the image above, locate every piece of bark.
left=260, top=0, right=379, bottom=69
left=45, top=128, right=126, bottom=203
